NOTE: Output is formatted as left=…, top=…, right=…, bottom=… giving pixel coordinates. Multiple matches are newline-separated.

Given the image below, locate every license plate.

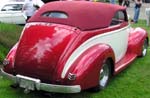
left=16, top=75, right=40, bottom=91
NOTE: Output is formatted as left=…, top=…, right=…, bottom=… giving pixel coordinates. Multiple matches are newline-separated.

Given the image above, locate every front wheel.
left=141, top=38, right=148, bottom=57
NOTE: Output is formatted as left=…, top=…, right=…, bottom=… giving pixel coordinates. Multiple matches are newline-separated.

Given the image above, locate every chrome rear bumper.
left=0, top=69, right=81, bottom=93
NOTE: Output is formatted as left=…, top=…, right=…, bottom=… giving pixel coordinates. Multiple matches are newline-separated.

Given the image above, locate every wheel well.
left=107, top=58, right=114, bottom=76
left=146, top=37, right=149, bottom=46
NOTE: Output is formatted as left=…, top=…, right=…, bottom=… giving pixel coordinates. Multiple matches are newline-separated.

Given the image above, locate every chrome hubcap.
left=99, top=63, right=109, bottom=87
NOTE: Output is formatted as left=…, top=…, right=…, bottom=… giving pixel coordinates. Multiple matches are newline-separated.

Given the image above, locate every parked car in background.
left=0, top=1, right=149, bottom=93
left=0, top=1, right=26, bottom=24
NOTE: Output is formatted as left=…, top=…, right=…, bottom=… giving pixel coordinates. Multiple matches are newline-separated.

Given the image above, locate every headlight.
left=3, top=59, right=10, bottom=66
left=68, top=73, right=76, bottom=81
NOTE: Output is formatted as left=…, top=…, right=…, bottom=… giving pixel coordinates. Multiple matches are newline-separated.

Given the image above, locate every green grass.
left=0, top=45, right=8, bottom=63
left=0, top=23, right=23, bottom=63
left=0, top=20, right=150, bottom=98
left=0, top=23, right=22, bottom=47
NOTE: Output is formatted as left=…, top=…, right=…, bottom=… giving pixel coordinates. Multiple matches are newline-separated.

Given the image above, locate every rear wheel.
left=90, top=59, right=112, bottom=92
left=99, top=60, right=111, bottom=89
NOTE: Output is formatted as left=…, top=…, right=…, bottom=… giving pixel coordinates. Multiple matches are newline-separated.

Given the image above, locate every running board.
left=114, top=53, right=137, bottom=75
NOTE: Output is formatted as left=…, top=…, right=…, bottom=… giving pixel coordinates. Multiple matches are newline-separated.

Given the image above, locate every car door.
left=108, top=11, right=130, bottom=62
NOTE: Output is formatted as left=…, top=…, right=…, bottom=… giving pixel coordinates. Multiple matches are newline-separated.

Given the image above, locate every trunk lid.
left=14, top=23, right=77, bottom=83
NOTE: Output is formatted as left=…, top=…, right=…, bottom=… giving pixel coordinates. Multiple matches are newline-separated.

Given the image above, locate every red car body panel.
left=13, top=23, right=79, bottom=83
left=2, top=1, right=149, bottom=93
left=64, top=44, right=115, bottom=89
left=128, top=28, right=148, bottom=56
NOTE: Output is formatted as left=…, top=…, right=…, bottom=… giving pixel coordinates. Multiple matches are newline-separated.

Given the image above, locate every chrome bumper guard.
left=0, top=69, right=81, bottom=93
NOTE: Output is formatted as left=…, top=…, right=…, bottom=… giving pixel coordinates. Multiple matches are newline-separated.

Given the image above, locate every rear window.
left=42, top=11, right=68, bottom=19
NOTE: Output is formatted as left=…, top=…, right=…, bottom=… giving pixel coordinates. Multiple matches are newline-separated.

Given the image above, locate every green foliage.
left=0, top=45, right=9, bottom=63
left=0, top=23, right=23, bottom=48
left=0, top=23, right=23, bottom=63
left=0, top=21, right=150, bottom=98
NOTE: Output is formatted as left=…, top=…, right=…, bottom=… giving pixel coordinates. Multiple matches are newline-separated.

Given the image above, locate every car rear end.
left=0, top=22, right=81, bottom=93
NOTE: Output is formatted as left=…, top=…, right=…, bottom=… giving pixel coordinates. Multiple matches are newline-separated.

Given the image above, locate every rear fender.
left=3, top=43, right=18, bottom=74
left=66, top=44, right=115, bottom=90
left=128, top=28, right=148, bottom=56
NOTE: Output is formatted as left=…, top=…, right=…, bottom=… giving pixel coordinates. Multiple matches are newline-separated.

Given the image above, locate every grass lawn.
left=0, top=20, right=150, bottom=98
left=0, top=23, right=23, bottom=63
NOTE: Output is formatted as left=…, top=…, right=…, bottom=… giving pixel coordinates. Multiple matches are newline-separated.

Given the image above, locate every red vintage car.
left=0, top=1, right=149, bottom=93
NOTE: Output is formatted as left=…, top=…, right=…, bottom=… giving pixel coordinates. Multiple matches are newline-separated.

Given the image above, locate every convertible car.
left=0, top=1, right=149, bottom=93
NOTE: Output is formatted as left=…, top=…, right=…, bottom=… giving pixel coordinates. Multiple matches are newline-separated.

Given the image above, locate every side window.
left=1, top=4, right=23, bottom=11
left=42, top=11, right=68, bottom=19
left=110, top=11, right=125, bottom=26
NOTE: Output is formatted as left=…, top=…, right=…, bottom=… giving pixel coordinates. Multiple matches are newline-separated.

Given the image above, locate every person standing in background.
left=22, top=0, right=37, bottom=22
left=33, top=0, right=44, bottom=9
left=132, top=0, right=142, bottom=23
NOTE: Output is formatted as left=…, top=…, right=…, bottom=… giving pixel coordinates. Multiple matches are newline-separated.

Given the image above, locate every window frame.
left=110, top=10, right=128, bottom=26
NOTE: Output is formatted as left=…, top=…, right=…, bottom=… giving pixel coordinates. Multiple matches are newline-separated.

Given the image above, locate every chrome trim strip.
left=40, top=83, right=81, bottom=93
left=0, top=69, right=81, bottom=93
left=0, top=69, right=16, bottom=81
